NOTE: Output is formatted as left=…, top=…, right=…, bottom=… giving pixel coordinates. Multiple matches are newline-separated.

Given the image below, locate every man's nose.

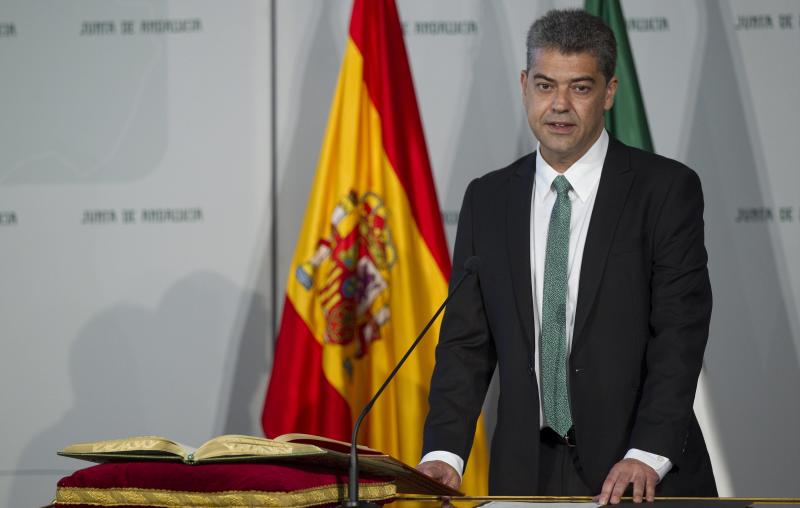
left=551, top=87, right=570, bottom=113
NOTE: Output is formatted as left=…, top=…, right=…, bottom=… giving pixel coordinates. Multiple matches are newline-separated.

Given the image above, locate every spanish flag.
left=262, top=0, right=488, bottom=495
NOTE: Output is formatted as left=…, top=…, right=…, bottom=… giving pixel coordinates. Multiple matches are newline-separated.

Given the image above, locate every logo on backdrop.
left=0, top=211, right=17, bottom=225
left=0, top=23, right=15, bottom=37
left=400, top=20, right=478, bottom=36
left=79, top=18, right=202, bottom=36
left=80, top=207, right=204, bottom=225
left=734, top=13, right=798, bottom=31
left=735, top=206, right=795, bottom=223
left=296, top=191, right=397, bottom=368
left=626, top=17, right=669, bottom=32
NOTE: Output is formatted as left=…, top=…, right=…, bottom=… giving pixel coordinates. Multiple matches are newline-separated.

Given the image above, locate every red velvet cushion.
left=55, top=461, right=395, bottom=507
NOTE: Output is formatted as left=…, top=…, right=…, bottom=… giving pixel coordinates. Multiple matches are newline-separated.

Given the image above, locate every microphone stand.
left=341, top=257, right=479, bottom=507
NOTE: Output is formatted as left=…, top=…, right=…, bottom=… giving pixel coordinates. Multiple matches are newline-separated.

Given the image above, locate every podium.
left=394, top=496, right=800, bottom=508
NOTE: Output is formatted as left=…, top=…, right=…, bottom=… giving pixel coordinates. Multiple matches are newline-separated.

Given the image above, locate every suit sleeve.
left=422, top=179, right=496, bottom=469
left=629, top=167, right=712, bottom=468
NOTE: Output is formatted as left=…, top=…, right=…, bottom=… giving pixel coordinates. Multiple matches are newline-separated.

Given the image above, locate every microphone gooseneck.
left=342, top=256, right=480, bottom=507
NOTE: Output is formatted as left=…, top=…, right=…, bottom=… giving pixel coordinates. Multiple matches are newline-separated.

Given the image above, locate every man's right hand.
left=416, top=460, right=462, bottom=489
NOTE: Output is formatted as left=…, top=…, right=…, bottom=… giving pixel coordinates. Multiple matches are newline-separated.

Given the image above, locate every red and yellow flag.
left=262, top=0, right=488, bottom=495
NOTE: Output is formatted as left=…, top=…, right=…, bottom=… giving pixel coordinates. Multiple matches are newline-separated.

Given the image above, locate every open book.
left=58, top=433, right=460, bottom=496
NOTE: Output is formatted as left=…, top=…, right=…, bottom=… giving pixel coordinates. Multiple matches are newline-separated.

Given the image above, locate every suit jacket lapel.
left=573, top=139, right=635, bottom=350
left=507, top=154, right=537, bottom=353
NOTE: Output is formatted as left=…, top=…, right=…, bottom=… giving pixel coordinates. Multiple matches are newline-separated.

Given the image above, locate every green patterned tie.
left=540, top=174, right=573, bottom=437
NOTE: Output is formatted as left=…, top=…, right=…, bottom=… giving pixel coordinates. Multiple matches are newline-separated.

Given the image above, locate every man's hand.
left=596, top=458, right=658, bottom=504
left=416, top=460, right=461, bottom=489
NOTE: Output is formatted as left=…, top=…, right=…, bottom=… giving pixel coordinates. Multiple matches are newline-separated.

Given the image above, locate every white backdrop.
left=2, top=1, right=799, bottom=506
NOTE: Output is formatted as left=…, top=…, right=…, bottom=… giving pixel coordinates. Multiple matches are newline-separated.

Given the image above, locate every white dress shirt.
left=421, top=131, right=671, bottom=483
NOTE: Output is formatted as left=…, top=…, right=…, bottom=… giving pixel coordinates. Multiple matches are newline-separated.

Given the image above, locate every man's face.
left=520, top=48, right=617, bottom=172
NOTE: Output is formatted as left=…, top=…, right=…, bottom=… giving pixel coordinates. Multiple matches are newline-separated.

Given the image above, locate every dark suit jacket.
left=423, top=138, right=717, bottom=495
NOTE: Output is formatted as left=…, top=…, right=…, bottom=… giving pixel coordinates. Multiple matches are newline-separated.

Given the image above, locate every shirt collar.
left=534, top=129, right=608, bottom=203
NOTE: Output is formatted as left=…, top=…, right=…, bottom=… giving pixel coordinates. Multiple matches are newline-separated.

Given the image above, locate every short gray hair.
left=526, top=9, right=617, bottom=83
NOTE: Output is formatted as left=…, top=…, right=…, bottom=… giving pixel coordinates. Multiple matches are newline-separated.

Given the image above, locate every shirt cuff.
left=419, top=450, right=464, bottom=481
left=624, top=448, right=672, bottom=482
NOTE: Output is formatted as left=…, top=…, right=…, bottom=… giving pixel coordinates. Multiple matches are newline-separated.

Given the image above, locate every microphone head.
left=463, top=256, right=481, bottom=274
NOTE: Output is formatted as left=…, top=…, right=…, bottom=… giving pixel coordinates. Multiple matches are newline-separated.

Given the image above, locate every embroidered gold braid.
left=55, top=482, right=396, bottom=507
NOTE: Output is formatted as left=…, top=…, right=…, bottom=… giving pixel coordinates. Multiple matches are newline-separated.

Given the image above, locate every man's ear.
left=520, top=70, right=529, bottom=104
left=604, top=75, right=619, bottom=111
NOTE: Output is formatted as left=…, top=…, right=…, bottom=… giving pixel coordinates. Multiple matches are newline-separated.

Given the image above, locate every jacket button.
left=528, top=363, right=534, bottom=376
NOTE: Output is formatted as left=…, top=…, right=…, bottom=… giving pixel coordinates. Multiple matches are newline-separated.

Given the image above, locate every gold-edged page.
left=192, top=434, right=325, bottom=462
left=275, top=433, right=382, bottom=455
left=58, top=435, right=188, bottom=461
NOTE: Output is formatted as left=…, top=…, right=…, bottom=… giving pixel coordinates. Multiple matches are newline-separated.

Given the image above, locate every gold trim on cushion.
left=55, top=482, right=396, bottom=507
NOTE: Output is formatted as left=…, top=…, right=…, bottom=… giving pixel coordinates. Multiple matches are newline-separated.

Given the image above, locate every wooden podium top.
left=393, top=495, right=800, bottom=508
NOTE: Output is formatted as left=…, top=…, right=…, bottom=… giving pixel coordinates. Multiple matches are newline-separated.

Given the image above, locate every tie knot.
left=552, top=175, right=571, bottom=196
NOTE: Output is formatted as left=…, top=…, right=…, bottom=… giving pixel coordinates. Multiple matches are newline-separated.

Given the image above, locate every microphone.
left=342, top=256, right=480, bottom=507
left=462, top=255, right=480, bottom=275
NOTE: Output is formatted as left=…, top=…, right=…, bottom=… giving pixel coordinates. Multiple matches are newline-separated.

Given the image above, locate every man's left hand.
left=595, top=458, right=658, bottom=504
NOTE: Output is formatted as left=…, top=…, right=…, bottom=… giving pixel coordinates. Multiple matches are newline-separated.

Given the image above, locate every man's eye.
left=536, top=83, right=552, bottom=91
left=573, top=85, right=591, bottom=93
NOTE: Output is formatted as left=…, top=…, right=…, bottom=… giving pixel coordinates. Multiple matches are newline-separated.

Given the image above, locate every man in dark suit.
left=417, top=9, right=716, bottom=503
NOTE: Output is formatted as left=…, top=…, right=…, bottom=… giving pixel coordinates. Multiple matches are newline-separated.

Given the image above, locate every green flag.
left=585, top=0, right=653, bottom=152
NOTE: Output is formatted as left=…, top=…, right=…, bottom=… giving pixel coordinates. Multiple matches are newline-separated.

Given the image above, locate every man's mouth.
left=546, top=121, right=576, bottom=133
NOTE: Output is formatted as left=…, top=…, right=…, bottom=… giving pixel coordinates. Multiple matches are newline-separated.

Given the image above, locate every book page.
left=193, top=434, right=324, bottom=462
left=275, top=433, right=382, bottom=455
left=59, top=436, right=189, bottom=460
